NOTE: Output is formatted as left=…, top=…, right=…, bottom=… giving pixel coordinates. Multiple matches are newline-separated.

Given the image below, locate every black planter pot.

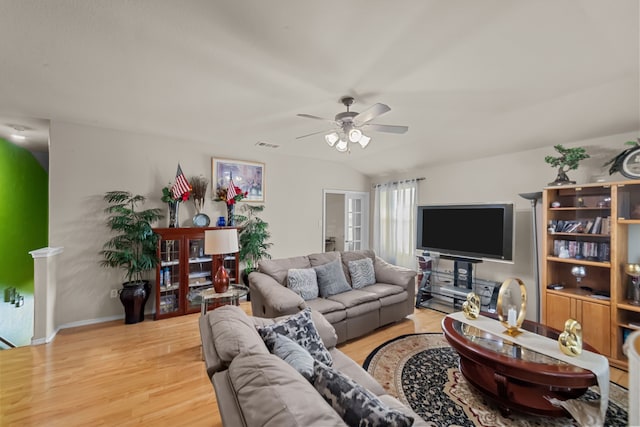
left=120, top=281, right=149, bottom=324
left=242, top=269, right=254, bottom=301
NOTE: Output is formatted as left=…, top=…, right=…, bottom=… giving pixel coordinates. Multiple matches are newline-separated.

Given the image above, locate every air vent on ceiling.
left=255, top=141, right=279, bottom=149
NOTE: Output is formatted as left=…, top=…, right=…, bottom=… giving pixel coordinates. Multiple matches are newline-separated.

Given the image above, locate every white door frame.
left=322, top=189, right=369, bottom=252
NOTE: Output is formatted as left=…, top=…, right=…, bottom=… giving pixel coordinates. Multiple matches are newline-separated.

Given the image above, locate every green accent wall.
left=0, top=137, right=47, bottom=346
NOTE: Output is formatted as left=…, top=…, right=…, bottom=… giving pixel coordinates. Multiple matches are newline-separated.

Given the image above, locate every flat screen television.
left=416, top=203, right=514, bottom=262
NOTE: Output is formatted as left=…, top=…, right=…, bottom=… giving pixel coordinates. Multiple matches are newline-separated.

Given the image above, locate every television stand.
left=415, top=262, right=499, bottom=314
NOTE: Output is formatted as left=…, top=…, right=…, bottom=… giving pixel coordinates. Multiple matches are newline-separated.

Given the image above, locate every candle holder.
left=496, top=277, right=527, bottom=336
left=625, top=263, right=640, bottom=306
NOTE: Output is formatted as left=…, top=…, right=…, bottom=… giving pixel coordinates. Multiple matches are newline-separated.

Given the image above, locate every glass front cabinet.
left=154, top=227, right=239, bottom=320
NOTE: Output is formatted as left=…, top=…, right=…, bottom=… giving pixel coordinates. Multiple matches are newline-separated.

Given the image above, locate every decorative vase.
left=227, top=204, right=235, bottom=226
left=216, top=216, right=226, bottom=227
left=120, top=281, right=148, bottom=324
left=168, top=201, right=179, bottom=228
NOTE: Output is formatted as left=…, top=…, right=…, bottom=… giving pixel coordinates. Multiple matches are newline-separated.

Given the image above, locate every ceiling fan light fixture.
left=336, top=139, right=348, bottom=152
left=348, top=128, right=362, bottom=143
left=358, top=134, right=371, bottom=148
left=325, top=132, right=339, bottom=147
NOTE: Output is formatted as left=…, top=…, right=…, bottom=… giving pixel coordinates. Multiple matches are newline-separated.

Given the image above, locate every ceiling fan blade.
left=353, top=103, right=391, bottom=124
left=297, top=113, right=334, bottom=122
left=366, top=123, right=409, bottom=134
left=295, top=129, right=336, bottom=140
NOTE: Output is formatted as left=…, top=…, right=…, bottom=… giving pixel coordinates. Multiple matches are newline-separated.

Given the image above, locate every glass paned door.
left=186, top=237, right=213, bottom=311
left=345, top=193, right=369, bottom=251
left=159, top=238, right=181, bottom=315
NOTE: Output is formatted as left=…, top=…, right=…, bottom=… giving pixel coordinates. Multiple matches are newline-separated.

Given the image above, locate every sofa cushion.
left=348, top=257, right=376, bottom=289
left=207, top=305, right=269, bottom=368
left=259, top=255, right=311, bottom=285
left=327, top=289, right=379, bottom=309
left=287, top=268, right=319, bottom=300
left=271, top=333, right=315, bottom=381
left=229, top=354, right=345, bottom=427
left=257, top=307, right=333, bottom=366
left=308, top=251, right=340, bottom=267
left=358, top=283, right=405, bottom=298
left=314, top=258, right=351, bottom=297
left=253, top=309, right=339, bottom=350
left=341, top=249, right=376, bottom=284
left=312, top=360, right=414, bottom=427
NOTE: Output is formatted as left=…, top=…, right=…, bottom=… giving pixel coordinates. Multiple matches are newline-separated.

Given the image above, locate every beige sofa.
left=199, top=305, right=428, bottom=426
left=249, top=249, right=417, bottom=344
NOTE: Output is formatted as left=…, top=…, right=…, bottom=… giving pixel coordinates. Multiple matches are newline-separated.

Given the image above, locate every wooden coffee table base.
left=442, top=316, right=598, bottom=418
left=458, top=356, right=589, bottom=417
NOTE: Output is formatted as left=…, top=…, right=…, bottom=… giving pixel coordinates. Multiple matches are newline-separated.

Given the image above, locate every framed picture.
left=212, top=158, right=265, bottom=202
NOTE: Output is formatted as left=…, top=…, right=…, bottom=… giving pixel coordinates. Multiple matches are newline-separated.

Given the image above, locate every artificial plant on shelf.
left=233, top=204, right=272, bottom=286
left=544, top=144, right=590, bottom=186
left=161, top=184, right=190, bottom=227
left=100, top=191, right=163, bottom=324
left=190, top=175, right=209, bottom=213
left=216, top=183, right=248, bottom=226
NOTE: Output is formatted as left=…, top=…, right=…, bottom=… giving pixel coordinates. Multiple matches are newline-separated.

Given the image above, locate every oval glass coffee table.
left=191, top=284, right=249, bottom=315
left=442, top=315, right=598, bottom=417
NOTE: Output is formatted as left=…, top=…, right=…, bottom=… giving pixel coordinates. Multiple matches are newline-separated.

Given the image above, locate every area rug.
left=363, top=333, right=629, bottom=427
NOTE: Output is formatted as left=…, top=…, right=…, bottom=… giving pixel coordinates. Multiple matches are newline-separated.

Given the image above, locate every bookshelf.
left=541, top=179, right=640, bottom=369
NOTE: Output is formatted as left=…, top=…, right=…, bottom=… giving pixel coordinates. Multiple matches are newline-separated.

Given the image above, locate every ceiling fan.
left=296, top=96, right=408, bottom=152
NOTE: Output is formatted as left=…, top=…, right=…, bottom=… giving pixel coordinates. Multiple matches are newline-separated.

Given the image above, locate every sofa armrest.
left=373, top=256, right=417, bottom=290
left=249, top=271, right=306, bottom=318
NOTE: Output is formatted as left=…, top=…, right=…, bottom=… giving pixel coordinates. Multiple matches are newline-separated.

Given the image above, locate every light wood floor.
left=0, top=303, right=629, bottom=426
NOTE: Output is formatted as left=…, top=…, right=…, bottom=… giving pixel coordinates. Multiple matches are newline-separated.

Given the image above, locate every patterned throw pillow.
left=257, top=307, right=333, bottom=366
left=270, top=333, right=315, bottom=381
left=314, top=258, right=352, bottom=297
left=287, top=268, right=319, bottom=300
left=312, top=360, right=414, bottom=427
left=348, top=258, right=376, bottom=289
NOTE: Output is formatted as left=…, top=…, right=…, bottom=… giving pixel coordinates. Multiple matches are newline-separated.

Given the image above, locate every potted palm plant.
left=234, top=204, right=272, bottom=288
left=100, top=191, right=163, bottom=324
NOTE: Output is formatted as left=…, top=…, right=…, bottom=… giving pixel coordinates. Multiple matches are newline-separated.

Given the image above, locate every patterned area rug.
left=363, top=333, right=629, bottom=427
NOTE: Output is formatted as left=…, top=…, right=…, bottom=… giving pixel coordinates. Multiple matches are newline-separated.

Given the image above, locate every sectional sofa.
left=199, top=305, right=428, bottom=426
left=249, top=249, right=417, bottom=343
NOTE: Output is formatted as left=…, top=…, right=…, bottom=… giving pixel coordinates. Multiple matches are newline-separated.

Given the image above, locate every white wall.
left=48, top=120, right=370, bottom=327
left=371, top=131, right=639, bottom=320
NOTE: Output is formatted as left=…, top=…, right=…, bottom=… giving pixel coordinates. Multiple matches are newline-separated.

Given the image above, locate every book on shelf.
left=590, top=216, right=602, bottom=234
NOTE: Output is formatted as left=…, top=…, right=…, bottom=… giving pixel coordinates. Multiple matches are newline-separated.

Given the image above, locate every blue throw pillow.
left=270, top=332, right=315, bottom=381
left=314, top=258, right=351, bottom=297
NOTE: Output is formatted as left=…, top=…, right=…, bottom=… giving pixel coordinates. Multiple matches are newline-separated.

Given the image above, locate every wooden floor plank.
left=0, top=303, right=628, bottom=426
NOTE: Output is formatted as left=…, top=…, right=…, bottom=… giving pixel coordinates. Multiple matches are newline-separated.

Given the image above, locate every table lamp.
left=204, top=228, right=239, bottom=293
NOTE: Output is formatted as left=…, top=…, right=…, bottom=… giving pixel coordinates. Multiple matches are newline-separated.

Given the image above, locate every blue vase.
left=216, top=216, right=226, bottom=227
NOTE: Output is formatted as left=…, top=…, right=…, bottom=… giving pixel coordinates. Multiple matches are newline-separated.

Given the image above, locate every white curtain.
left=373, top=180, right=418, bottom=268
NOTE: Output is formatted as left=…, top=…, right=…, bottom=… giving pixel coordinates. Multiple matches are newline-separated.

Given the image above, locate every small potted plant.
left=544, top=144, right=590, bottom=186
left=100, top=191, right=163, bottom=324
left=234, top=204, right=272, bottom=287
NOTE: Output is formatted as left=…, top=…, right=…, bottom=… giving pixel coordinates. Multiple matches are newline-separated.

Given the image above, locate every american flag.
left=226, top=174, right=237, bottom=202
left=171, top=164, right=191, bottom=199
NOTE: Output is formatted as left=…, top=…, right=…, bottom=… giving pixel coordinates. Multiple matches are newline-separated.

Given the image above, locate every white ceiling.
left=0, top=0, right=638, bottom=176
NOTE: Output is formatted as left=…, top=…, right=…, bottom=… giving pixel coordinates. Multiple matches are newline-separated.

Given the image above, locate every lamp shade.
left=204, top=229, right=239, bottom=255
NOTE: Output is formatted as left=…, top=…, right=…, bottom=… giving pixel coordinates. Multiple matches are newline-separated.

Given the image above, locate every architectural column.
left=29, top=247, right=64, bottom=345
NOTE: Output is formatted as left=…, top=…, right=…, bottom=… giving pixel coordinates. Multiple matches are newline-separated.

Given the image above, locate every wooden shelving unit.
left=541, top=179, right=640, bottom=369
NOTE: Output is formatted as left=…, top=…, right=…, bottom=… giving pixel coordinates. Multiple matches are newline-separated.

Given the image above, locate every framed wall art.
left=212, top=158, right=265, bottom=202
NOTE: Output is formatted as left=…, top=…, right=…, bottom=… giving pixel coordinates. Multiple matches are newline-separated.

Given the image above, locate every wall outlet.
left=110, top=289, right=119, bottom=298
